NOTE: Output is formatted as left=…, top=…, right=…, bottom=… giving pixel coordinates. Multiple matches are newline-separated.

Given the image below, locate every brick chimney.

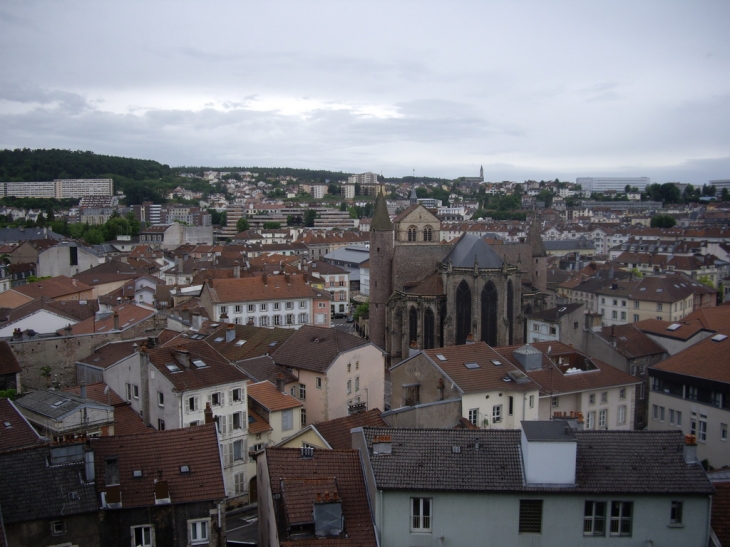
left=113, top=312, right=120, bottom=331
left=175, top=346, right=191, bottom=369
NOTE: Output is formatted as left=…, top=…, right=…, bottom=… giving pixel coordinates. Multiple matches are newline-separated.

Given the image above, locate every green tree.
left=353, top=302, right=369, bottom=319
left=236, top=217, right=250, bottom=232
left=650, top=214, right=677, bottom=228
left=722, top=188, right=730, bottom=202
left=327, top=183, right=339, bottom=195
left=263, top=221, right=281, bottom=230
left=697, top=275, right=715, bottom=289
left=702, top=184, right=717, bottom=197
left=304, top=209, right=317, bottom=227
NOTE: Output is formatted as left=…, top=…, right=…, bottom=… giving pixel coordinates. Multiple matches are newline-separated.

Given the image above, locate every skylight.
left=165, top=362, right=182, bottom=373
left=667, top=324, right=681, bottom=331
left=213, top=337, right=224, bottom=343
left=192, top=359, right=207, bottom=368
left=491, top=359, right=503, bottom=366
left=436, top=354, right=447, bottom=361
left=180, top=465, right=190, bottom=473
left=711, top=334, right=728, bottom=342
left=464, top=362, right=480, bottom=369
left=269, top=341, right=278, bottom=347
left=235, top=340, right=247, bottom=346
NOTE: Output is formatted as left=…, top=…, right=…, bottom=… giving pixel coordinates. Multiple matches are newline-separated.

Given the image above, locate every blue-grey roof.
left=359, top=427, right=713, bottom=494
left=445, top=234, right=503, bottom=269
left=0, top=444, right=98, bottom=523
left=15, top=389, right=112, bottom=420
left=0, top=227, right=64, bottom=244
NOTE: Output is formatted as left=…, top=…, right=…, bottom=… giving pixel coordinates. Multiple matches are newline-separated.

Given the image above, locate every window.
left=355, top=377, right=359, bottom=392
left=634, top=301, right=639, bottom=309
left=411, top=497, right=432, bottom=532
left=211, top=392, right=222, bottom=406
left=639, top=382, right=645, bottom=400
left=519, top=500, right=543, bottom=534
left=299, top=301, right=307, bottom=308
left=274, top=315, right=281, bottom=325
left=601, top=298, right=605, bottom=304
left=610, top=501, right=633, bottom=536
left=316, top=377, right=322, bottom=389
left=533, top=324, right=540, bottom=332
left=259, top=316, right=269, bottom=327
left=612, top=310, right=617, bottom=319
left=298, top=313, right=308, bottom=323
left=235, top=305, right=242, bottom=313
left=583, top=501, right=606, bottom=536
left=260, top=303, right=267, bottom=311
left=621, top=300, right=626, bottom=307
left=468, top=408, right=479, bottom=426
left=551, top=396, right=559, bottom=407
left=286, top=301, right=294, bottom=309
left=231, top=388, right=242, bottom=403
left=619, top=388, right=626, bottom=399
left=318, top=301, right=326, bottom=308
left=617, top=405, right=626, bottom=425
left=189, top=519, right=209, bottom=545
left=233, top=439, right=244, bottom=462
left=599, top=409, right=607, bottom=428
left=298, top=384, right=306, bottom=400
left=657, top=303, right=663, bottom=311
left=633, top=314, right=639, bottom=322
left=529, top=395, right=534, bottom=408
left=600, top=391, right=607, bottom=404
left=670, top=501, right=683, bottom=525
left=282, top=409, right=293, bottom=431
left=158, top=419, right=165, bottom=430
left=232, top=412, right=243, bottom=430
left=698, top=415, right=707, bottom=442
left=508, top=396, right=514, bottom=415
left=492, top=404, right=502, bottom=423
left=586, top=411, right=595, bottom=430
left=423, top=226, right=433, bottom=242
left=188, top=396, right=199, bottom=412
left=621, top=311, right=626, bottom=320
left=234, top=472, right=246, bottom=495
left=407, top=226, right=418, bottom=242
left=132, top=525, right=153, bottom=546
left=347, top=379, right=352, bottom=394
left=51, top=520, right=66, bottom=536
left=589, top=393, right=595, bottom=405
left=219, top=305, right=227, bottom=315
left=274, top=302, right=280, bottom=311
left=286, top=314, right=294, bottom=324
left=722, top=423, right=728, bottom=441
left=247, top=304, right=255, bottom=312
left=301, top=408, right=306, bottom=426
left=133, top=385, right=139, bottom=399
left=157, top=392, right=164, bottom=407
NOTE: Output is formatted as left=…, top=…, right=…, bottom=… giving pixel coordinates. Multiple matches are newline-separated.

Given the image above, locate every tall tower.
left=369, top=190, right=393, bottom=351
left=529, top=214, right=547, bottom=293
left=480, top=165, right=484, bottom=181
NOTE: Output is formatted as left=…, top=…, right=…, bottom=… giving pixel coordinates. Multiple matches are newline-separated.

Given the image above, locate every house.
left=14, top=387, right=115, bottom=441
left=525, top=303, right=584, bottom=343
left=92, top=425, right=226, bottom=547
left=648, top=327, right=730, bottom=469
left=37, top=240, right=103, bottom=277
left=200, top=273, right=332, bottom=328
left=634, top=317, right=715, bottom=355
left=0, top=443, right=100, bottom=547
left=352, top=424, right=714, bottom=547
left=64, top=382, right=152, bottom=436
left=0, top=275, right=95, bottom=309
left=257, top=446, right=377, bottom=547
left=271, top=325, right=386, bottom=423
left=389, top=342, right=541, bottom=429
left=99, top=338, right=251, bottom=502
left=308, top=260, right=351, bottom=316
left=0, top=296, right=97, bottom=337
left=277, top=408, right=389, bottom=450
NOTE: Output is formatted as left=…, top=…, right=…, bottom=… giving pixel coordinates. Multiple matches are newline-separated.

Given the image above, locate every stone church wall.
left=392, top=244, right=451, bottom=290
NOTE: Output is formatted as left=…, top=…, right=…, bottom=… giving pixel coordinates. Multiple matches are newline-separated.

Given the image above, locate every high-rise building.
left=348, top=172, right=379, bottom=185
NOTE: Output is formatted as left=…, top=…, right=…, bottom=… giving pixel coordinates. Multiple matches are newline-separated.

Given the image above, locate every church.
left=369, top=191, right=548, bottom=362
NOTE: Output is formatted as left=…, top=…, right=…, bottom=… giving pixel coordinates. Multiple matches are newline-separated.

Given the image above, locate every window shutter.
left=220, top=415, right=227, bottom=435
left=227, top=390, right=232, bottom=405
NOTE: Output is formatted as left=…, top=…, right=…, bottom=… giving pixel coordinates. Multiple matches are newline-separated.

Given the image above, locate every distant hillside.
left=0, top=148, right=171, bottom=182
left=172, top=165, right=350, bottom=183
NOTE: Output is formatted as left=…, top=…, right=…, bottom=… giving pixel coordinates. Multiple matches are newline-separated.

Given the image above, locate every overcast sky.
left=1, top=1, right=729, bottom=184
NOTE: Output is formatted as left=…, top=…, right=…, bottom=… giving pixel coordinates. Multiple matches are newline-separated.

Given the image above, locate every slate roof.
left=92, top=424, right=225, bottom=508
left=313, top=409, right=388, bottom=450
left=651, top=327, right=730, bottom=384
left=145, top=339, right=247, bottom=391
left=0, top=444, right=98, bottom=524
left=248, top=381, right=302, bottom=412
left=370, top=191, right=393, bottom=232
left=272, top=325, right=370, bottom=373
left=0, top=398, right=43, bottom=452
left=359, top=427, right=713, bottom=494
left=264, top=447, right=377, bottom=547
left=445, top=233, right=503, bottom=269
left=15, top=389, right=113, bottom=420
left=0, top=341, right=21, bottom=376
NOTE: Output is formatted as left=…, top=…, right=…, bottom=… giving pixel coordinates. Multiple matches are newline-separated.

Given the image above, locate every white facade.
left=576, top=177, right=650, bottom=195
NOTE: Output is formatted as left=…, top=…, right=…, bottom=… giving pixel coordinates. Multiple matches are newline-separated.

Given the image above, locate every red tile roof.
left=248, top=381, right=302, bottom=412
left=204, top=273, right=319, bottom=303
left=313, top=409, right=388, bottom=450
left=0, top=341, right=21, bottom=376
left=92, top=424, right=225, bottom=507
left=0, top=398, right=43, bottom=452
left=13, top=275, right=93, bottom=299
left=652, top=327, right=730, bottom=383
left=65, top=303, right=155, bottom=335
left=272, top=325, right=370, bottom=373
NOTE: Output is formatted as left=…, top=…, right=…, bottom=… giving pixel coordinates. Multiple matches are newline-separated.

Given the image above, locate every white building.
left=577, top=177, right=650, bottom=195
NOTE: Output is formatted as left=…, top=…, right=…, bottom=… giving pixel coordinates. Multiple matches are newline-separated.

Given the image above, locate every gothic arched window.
left=481, top=281, right=498, bottom=346
left=409, top=306, right=418, bottom=345
left=423, top=225, right=433, bottom=242
left=407, top=225, right=418, bottom=242
left=456, top=280, right=472, bottom=345
left=507, top=279, right=514, bottom=345
left=424, top=308, right=435, bottom=349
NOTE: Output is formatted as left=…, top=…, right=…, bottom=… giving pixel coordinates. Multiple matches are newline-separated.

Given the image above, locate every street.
left=226, top=504, right=258, bottom=546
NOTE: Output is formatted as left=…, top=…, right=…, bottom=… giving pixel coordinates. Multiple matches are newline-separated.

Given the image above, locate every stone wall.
left=10, top=314, right=164, bottom=390
left=391, top=244, right=451, bottom=290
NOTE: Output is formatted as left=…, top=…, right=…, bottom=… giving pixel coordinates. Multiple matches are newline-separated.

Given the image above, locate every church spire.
left=371, top=189, right=393, bottom=232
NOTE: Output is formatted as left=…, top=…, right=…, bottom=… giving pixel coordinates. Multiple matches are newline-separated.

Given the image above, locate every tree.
left=263, top=221, right=281, bottom=230
left=327, top=183, right=339, bottom=195
left=723, top=188, right=730, bottom=202
left=702, top=184, right=717, bottom=197
left=697, top=275, right=715, bottom=289
left=353, top=302, right=369, bottom=319
left=339, top=202, right=348, bottom=212
left=236, top=217, right=250, bottom=232
left=304, top=209, right=317, bottom=227
left=650, top=214, right=676, bottom=228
